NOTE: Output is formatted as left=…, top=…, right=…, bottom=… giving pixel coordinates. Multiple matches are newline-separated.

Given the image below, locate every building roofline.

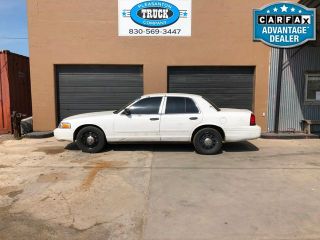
left=0, top=50, right=29, bottom=59
left=299, top=0, right=320, bottom=8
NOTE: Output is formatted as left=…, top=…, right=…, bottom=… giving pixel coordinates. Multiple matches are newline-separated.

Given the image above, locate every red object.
left=250, top=113, right=256, bottom=126
left=0, top=51, right=32, bottom=134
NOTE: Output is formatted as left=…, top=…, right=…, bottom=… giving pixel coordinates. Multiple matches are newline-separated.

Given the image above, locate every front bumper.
left=53, top=128, right=74, bottom=142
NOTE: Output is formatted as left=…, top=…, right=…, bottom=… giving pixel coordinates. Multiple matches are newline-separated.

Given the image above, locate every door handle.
left=150, top=118, right=160, bottom=121
left=189, top=117, right=198, bottom=120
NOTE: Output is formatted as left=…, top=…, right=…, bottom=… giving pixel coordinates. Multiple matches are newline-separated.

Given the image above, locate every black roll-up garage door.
left=168, top=66, right=254, bottom=110
left=56, top=65, right=143, bottom=122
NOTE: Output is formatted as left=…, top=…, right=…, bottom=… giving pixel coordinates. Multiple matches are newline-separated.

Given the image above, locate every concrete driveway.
left=0, top=137, right=320, bottom=240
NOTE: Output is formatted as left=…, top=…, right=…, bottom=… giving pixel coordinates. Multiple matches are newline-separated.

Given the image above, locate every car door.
left=113, top=97, right=163, bottom=142
left=160, top=97, right=203, bottom=141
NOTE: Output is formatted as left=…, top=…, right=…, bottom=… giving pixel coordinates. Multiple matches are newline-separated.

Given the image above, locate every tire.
left=76, top=126, right=106, bottom=153
left=193, top=128, right=223, bottom=155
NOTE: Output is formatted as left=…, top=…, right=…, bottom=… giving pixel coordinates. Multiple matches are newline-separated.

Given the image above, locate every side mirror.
left=123, top=108, right=131, bottom=115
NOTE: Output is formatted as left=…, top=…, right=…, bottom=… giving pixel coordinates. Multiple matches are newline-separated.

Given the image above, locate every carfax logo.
left=253, top=2, right=316, bottom=48
left=122, top=1, right=188, bottom=28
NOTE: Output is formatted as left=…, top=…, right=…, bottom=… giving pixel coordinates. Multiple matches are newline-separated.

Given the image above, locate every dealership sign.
left=253, top=2, right=316, bottom=48
left=118, top=0, right=192, bottom=36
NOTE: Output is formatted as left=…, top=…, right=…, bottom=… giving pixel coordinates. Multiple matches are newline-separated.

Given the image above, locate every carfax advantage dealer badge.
left=253, top=2, right=316, bottom=48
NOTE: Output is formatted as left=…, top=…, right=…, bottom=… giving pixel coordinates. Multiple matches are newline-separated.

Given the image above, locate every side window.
left=166, top=97, right=185, bottom=114
left=305, top=73, right=320, bottom=104
left=186, top=98, right=199, bottom=113
left=129, top=97, right=162, bottom=114
left=165, top=97, right=199, bottom=114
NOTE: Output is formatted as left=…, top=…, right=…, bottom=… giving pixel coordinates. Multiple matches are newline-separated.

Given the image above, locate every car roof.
left=142, top=93, right=202, bottom=98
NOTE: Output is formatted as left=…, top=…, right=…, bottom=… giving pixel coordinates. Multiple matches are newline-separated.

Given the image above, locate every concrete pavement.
left=0, top=138, right=320, bottom=239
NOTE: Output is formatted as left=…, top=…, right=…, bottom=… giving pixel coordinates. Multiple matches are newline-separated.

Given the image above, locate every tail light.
left=250, top=114, right=256, bottom=126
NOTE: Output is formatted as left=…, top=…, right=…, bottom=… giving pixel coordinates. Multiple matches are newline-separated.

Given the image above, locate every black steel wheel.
left=193, top=128, right=222, bottom=155
left=76, top=126, right=106, bottom=153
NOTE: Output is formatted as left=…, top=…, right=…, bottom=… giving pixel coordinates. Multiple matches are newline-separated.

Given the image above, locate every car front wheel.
left=193, top=128, right=222, bottom=155
left=76, top=126, right=106, bottom=153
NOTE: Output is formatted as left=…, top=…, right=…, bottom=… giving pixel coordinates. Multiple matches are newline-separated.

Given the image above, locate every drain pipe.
left=274, top=48, right=284, bottom=134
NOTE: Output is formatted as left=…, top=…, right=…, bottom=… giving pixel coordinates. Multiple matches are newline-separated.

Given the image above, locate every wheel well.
left=73, top=124, right=106, bottom=141
left=191, top=125, right=225, bottom=141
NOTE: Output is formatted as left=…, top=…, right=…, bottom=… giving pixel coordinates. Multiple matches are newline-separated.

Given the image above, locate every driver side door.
left=113, top=97, right=163, bottom=142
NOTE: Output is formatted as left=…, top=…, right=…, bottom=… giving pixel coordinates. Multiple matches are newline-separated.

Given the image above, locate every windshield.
left=113, top=98, right=140, bottom=114
left=202, top=97, right=221, bottom=111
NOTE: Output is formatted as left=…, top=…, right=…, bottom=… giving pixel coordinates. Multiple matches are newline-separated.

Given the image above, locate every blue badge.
left=129, top=1, right=180, bottom=28
left=253, top=2, right=316, bottom=48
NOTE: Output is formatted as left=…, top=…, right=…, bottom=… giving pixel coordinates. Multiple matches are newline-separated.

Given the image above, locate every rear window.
left=165, top=97, right=199, bottom=114
left=202, top=97, right=221, bottom=111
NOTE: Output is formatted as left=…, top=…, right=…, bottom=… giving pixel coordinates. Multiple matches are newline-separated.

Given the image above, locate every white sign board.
left=118, top=0, right=192, bottom=37
left=316, top=91, right=320, bottom=101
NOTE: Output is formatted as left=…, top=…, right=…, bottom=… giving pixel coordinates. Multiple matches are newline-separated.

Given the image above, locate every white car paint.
left=54, top=93, right=261, bottom=143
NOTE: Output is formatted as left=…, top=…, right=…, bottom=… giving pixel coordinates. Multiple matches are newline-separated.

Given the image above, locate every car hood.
left=63, top=111, right=115, bottom=121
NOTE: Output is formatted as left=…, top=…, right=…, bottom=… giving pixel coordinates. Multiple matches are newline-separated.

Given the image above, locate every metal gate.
left=56, top=65, right=143, bottom=122
left=168, top=66, right=255, bottom=110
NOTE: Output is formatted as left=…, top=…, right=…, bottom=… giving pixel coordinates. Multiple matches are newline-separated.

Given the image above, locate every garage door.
left=56, top=65, right=143, bottom=122
left=168, top=67, right=254, bottom=110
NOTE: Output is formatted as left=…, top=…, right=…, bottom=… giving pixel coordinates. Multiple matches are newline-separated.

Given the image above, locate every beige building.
left=27, top=0, right=290, bottom=132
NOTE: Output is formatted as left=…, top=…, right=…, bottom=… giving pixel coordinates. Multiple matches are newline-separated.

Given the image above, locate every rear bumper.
left=53, top=128, right=74, bottom=142
left=224, top=126, right=261, bottom=142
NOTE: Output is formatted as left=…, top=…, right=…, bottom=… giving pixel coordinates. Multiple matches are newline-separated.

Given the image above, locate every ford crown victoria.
left=54, top=93, right=261, bottom=155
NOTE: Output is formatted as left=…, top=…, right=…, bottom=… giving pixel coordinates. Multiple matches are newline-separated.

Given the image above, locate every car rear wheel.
left=193, top=128, right=222, bottom=155
left=76, top=126, right=106, bottom=153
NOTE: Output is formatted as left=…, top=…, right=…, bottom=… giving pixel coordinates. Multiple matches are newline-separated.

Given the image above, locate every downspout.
left=274, top=48, right=284, bottom=133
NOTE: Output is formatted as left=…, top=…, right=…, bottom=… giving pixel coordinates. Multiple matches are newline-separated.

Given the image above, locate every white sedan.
left=54, top=93, right=261, bottom=155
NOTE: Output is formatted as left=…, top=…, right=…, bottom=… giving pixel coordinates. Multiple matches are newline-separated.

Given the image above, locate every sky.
left=0, top=0, right=29, bottom=56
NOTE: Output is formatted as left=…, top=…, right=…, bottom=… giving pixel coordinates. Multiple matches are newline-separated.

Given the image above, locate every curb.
left=261, top=133, right=319, bottom=140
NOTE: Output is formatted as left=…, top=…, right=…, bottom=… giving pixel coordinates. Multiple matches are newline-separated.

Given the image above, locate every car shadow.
left=222, top=141, right=259, bottom=152
left=111, top=143, right=195, bottom=153
left=65, top=142, right=80, bottom=151
left=65, top=141, right=259, bottom=153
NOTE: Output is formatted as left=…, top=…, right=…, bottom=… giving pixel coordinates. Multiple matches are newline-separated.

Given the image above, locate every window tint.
left=165, top=97, right=199, bottom=114
left=186, top=98, right=199, bottom=113
left=129, top=97, right=162, bottom=114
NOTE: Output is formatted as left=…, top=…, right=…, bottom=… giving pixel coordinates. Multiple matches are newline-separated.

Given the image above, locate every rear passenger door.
left=160, top=97, right=202, bottom=141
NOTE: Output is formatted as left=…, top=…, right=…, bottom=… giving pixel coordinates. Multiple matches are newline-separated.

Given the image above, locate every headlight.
left=59, top=122, right=71, bottom=129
